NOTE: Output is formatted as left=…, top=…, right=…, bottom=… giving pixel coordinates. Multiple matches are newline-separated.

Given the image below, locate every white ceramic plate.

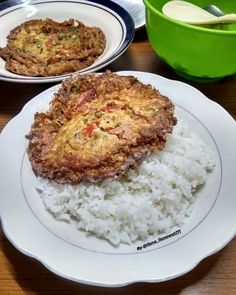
left=112, top=0, right=145, bottom=30
left=0, top=71, right=236, bottom=287
left=0, top=0, right=134, bottom=83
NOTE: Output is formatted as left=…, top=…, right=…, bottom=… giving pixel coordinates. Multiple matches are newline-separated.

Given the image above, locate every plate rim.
left=0, top=71, right=236, bottom=287
left=111, top=0, right=145, bottom=30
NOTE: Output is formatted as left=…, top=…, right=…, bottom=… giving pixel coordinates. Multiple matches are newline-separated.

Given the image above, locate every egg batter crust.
left=27, top=72, right=177, bottom=184
left=0, top=18, right=105, bottom=76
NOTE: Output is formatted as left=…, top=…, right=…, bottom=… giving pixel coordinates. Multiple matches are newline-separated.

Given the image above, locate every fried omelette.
left=27, top=72, right=177, bottom=184
left=0, top=18, right=105, bottom=76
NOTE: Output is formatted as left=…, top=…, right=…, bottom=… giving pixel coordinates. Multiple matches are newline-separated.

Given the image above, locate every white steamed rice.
left=37, top=120, right=215, bottom=246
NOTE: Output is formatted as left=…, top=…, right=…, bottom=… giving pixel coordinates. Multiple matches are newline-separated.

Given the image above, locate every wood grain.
left=0, top=28, right=236, bottom=295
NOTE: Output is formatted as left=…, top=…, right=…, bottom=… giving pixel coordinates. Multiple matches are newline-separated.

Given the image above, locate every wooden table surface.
left=0, top=28, right=236, bottom=295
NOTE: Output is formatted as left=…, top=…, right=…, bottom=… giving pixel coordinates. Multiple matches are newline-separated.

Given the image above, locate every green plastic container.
left=143, top=0, right=236, bottom=81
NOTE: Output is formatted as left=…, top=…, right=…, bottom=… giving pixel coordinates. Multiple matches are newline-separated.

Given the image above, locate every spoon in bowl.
left=204, top=4, right=229, bottom=29
left=204, top=4, right=225, bottom=17
left=162, top=1, right=236, bottom=24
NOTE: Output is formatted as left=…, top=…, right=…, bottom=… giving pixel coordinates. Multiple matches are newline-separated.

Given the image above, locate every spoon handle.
left=216, top=14, right=236, bottom=23
left=189, top=14, right=236, bottom=25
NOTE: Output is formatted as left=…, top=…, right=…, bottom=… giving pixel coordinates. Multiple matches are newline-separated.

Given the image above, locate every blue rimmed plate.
left=0, top=0, right=135, bottom=83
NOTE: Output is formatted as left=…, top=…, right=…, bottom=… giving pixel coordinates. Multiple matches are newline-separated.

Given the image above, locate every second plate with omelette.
left=0, top=0, right=134, bottom=83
